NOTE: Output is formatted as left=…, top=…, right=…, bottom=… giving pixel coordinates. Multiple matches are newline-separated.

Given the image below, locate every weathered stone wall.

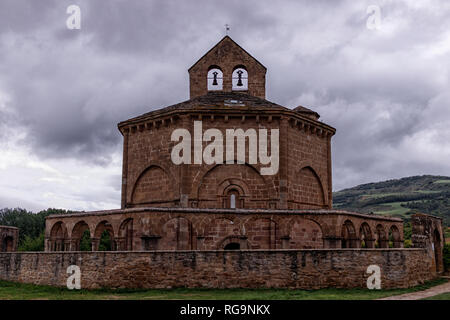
left=0, top=249, right=435, bottom=290
left=286, top=122, right=330, bottom=209
left=123, top=112, right=334, bottom=210
left=412, top=213, right=445, bottom=273
left=0, top=226, right=19, bottom=252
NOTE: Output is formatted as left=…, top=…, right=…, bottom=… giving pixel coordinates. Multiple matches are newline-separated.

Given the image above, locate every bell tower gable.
left=188, top=36, right=266, bottom=99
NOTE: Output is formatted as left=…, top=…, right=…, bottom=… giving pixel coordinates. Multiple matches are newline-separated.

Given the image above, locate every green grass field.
left=375, top=201, right=411, bottom=216
left=424, top=292, right=450, bottom=300
left=0, top=279, right=447, bottom=300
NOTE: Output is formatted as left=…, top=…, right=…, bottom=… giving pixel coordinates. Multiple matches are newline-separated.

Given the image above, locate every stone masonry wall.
left=286, top=123, right=330, bottom=209
left=124, top=113, right=332, bottom=210
left=0, top=249, right=435, bottom=290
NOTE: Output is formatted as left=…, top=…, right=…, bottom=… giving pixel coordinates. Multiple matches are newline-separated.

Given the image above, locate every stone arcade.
left=0, top=36, right=445, bottom=289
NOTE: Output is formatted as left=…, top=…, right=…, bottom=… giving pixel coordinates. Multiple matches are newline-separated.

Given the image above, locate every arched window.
left=225, top=189, right=241, bottom=209
left=341, top=220, right=356, bottom=248
left=230, top=194, right=236, bottom=209
left=207, top=66, right=223, bottom=91
left=359, top=222, right=374, bottom=248
left=388, top=225, right=401, bottom=248
left=71, top=221, right=91, bottom=251
left=119, top=218, right=133, bottom=251
left=232, top=66, right=248, bottom=90
left=94, top=220, right=115, bottom=251
left=50, top=221, right=67, bottom=251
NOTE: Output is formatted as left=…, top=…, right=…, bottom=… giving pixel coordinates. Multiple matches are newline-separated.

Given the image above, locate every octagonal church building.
left=45, top=36, right=407, bottom=253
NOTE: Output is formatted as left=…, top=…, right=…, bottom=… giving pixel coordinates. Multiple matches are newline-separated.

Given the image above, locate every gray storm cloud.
left=0, top=0, right=449, bottom=204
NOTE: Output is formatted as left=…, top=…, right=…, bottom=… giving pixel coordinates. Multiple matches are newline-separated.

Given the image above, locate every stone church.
left=43, top=37, right=444, bottom=280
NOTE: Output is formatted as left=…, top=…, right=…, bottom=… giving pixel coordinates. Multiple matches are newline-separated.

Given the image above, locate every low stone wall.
left=0, top=249, right=435, bottom=290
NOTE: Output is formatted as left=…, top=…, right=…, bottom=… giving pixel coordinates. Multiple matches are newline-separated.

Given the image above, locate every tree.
left=0, top=208, right=72, bottom=251
left=79, top=229, right=92, bottom=251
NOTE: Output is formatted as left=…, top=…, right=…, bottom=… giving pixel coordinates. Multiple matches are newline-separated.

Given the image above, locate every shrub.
left=404, top=239, right=412, bottom=248
left=19, top=232, right=45, bottom=251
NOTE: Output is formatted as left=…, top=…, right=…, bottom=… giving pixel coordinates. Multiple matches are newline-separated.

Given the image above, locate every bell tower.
left=188, top=36, right=267, bottom=99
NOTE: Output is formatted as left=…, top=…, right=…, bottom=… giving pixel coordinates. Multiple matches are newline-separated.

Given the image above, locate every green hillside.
left=333, top=175, right=450, bottom=227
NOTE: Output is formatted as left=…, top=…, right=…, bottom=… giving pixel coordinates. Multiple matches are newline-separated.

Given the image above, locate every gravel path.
left=378, top=279, right=450, bottom=300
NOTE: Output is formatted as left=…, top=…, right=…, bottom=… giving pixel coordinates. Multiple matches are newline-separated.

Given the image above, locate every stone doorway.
left=224, top=242, right=240, bottom=250
left=1, top=236, right=14, bottom=252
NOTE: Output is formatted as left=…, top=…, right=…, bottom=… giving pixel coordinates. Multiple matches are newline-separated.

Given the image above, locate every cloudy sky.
left=0, top=0, right=449, bottom=212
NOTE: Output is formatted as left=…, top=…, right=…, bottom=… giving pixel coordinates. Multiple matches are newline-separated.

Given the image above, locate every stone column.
left=365, top=239, right=375, bottom=248
left=70, top=239, right=78, bottom=251
left=239, top=236, right=248, bottom=249
left=393, top=240, right=404, bottom=248
left=326, top=133, right=333, bottom=208
left=180, top=115, right=191, bottom=207
left=379, top=239, right=389, bottom=248
left=56, top=240, right=64, bottom=251
left=323, top=237, right=340, bottom=249
left=121, top=128, right=129, bottom=209
left=64, top=240, right=71, bottom=251
left=116, top=237, right=125, bottom=251
left=196, top=236, right=205, bottom=250
left=281, top=236, right=290, bottom=249
left=45, top=238, right=51, bottom=252
left=91, top=238, right=100, bottom=251
left=278, top=118, right=289, bottom=209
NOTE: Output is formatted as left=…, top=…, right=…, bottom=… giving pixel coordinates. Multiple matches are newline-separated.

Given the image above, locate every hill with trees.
left=333, top=175, right=450, bottom=228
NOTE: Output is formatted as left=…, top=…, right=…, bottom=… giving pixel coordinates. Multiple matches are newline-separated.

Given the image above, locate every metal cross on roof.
left=225, top=24, right=230, bottom=35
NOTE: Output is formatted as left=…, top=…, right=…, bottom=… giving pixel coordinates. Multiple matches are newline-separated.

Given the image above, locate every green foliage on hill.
left=333, top=175, right=450, bottom=226
left=444, top=244, right=450, bottom=272
left=0, top=208, right=72, bottom=251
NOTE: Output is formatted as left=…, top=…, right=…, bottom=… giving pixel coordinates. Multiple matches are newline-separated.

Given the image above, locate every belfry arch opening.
left=232, top=66, right=248, bottom=90
left=207, top=66, right=223, bottom=91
